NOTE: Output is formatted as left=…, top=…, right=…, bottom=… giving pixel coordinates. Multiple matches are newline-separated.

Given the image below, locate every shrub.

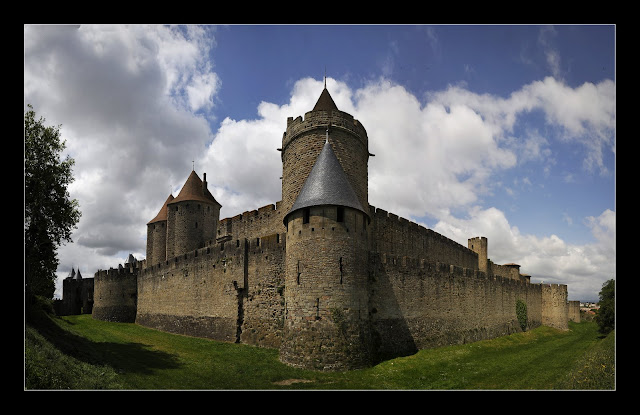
left=516, top=299, right=527, bottom=331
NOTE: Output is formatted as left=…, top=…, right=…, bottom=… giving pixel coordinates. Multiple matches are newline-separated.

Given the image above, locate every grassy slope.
left=25, top=311, right=614, bottom=390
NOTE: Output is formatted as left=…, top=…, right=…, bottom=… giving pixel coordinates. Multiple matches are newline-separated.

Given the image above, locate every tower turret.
left=280, top=137, right=373, bottom=371
left=281, top=84, right=370, bottom=217
left=468, top=236, right=488, bottom=273
left=146, top=193, right=174, bottom=267
left=165, top=170, right=221, bottom=260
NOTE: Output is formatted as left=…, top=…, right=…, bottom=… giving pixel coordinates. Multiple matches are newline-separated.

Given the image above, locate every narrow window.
left=195, top=221, right=198, bottom=228
left=303, top=207, right=310, bottom=224
left=337, top=206, right=344, bottom=222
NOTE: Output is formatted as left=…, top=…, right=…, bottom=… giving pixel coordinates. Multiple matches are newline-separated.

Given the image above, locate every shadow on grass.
left=29, top=312, right=181, bottom=375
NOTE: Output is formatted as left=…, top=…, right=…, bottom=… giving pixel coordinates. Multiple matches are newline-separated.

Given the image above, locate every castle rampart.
left=217, top=203, right=285, bottom=244
left=137, top=238, right=246, bottom=342
left=370, top=206, right=479, bottom=270
left=368, top=253, right=543, bottom=359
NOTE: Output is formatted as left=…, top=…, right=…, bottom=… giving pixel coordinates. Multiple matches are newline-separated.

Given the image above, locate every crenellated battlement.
left=375, top=253, right=535, bottom=287
left=284, top=109, right=368, bottom=152
left=142, top=235, right=246, bottom=277
left=218, top=202, right=284, bottom=242
left=95, top=261, right=139, bottom=279
left=370, top=205, right=479, bottom=270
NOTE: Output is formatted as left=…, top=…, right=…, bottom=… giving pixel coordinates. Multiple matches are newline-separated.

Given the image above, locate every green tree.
left=595, top=279, right=615, bottom=335
left=24, top=105, right=81, bottom=303
left=516, top=299, right=527, bottom=331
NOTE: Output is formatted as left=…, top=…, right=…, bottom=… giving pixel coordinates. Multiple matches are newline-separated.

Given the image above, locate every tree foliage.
left=595, top=279, right=615, bottom=335
left=25, top=104, right=81, bottom=300
left=516, top=299, right=527, bottom=332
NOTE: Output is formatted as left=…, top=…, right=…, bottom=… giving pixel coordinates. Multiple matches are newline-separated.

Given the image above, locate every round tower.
left=166, top=171, right=221, bottom=260
left=279, top=137, right=373, bottom=371
left=281, top=84, right=370, bottom=217
left=146, top=194, right=174, bottom=267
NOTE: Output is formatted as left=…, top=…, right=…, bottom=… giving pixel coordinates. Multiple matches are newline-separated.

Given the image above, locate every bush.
left=516, top=299, right=527, bottom=331
left=595, top=279, right=614, bottom=335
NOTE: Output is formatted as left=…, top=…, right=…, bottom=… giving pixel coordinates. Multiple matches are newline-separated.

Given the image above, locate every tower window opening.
left=337, top=206, right=344, bottom=222
left=303, top=208, right=310, bottom=224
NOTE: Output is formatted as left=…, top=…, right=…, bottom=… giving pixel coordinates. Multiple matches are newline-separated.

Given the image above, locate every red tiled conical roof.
left=148, top=194, right=175, bottom=224
left=168, top=170, right=221, bottom=207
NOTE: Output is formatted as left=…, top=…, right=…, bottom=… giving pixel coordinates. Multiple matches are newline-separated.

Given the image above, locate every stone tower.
left=146, top=194, right=174, bottom=267
left=164, top=170, right=222, bottom=260
left=280, top=84, right=370, bottom=216
left=279, top=87, right=374, bottom=371
left=468, top=236, right=488, bottom=273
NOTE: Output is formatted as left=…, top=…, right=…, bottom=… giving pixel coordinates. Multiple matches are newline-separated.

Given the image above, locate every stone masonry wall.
left=146, top=220, right=167, bottom=268
left=370, top=206, right=479, bottom=270
left=239, top=233, right=286, bottom=348
left=568, top=300, right=581, bottom=322
left=368, top=254, right=543, bottom=359
left=218, top=203, right=286, bottom=244
left=136, top=240, right=245, bottom=342
left=93, top=265, right=138, bottom=323
left=166, top=200, right=219, bottom=260
left=541, top=283, right=569, bottom=330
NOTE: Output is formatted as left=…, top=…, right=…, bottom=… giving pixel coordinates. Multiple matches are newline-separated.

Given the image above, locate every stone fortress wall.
left=91, top=198, right=570, bottom=364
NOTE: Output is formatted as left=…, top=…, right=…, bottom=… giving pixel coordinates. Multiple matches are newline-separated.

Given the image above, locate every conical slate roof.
left=168, top=170, right=221, bottom=207
left=148, top=194, right=175, bottom=224
left=312, top=87, right=339, bottom=112
left=284, top=140, right=367, bottom=224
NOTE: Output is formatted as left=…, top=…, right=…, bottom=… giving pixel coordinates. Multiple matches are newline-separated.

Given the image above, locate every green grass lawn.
left=25, top=311, right=614, bottom=390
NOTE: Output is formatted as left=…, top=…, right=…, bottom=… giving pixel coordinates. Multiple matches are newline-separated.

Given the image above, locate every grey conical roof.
left=284, top=140, right=367, bottom=224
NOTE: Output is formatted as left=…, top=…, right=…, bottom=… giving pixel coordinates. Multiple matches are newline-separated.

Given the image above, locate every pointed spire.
left=313, top=82, right=338, bottom=112
left=284, top=139, right=367, bottom=224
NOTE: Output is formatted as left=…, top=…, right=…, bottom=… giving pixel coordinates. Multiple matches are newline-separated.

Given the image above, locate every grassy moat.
left=25, top=305, right=614, bottom=390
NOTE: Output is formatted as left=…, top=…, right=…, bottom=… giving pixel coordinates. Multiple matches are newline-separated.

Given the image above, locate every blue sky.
left=24, top=24, right=615, bottom=302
